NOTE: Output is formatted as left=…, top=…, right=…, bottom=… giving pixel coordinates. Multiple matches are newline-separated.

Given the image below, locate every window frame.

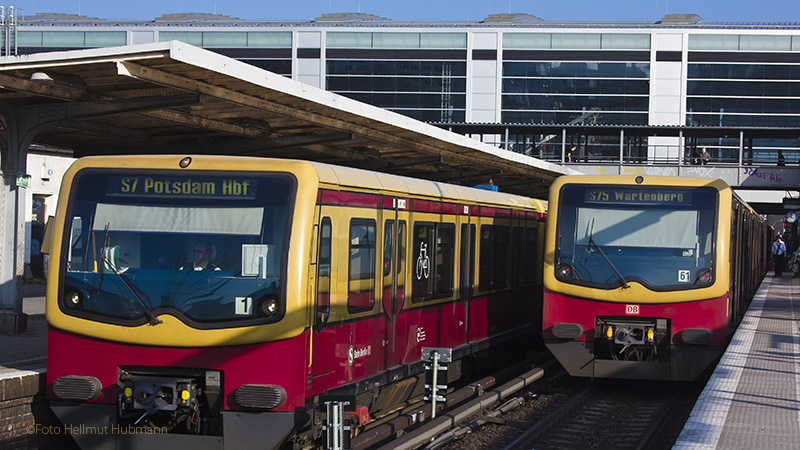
left=347, top=218, right=377, bottom=313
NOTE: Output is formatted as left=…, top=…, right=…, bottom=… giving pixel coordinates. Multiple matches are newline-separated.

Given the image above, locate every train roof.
left=68, top=154, right=546, bottom=211
left=549, top=174, right=761, bottom=217
left=310, top=159, right=546, bottom=210
left=550, top=174, right=731, bottom=190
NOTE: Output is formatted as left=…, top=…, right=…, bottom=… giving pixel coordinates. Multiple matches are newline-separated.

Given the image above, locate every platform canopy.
left=0, top=41, right=568, bottom=198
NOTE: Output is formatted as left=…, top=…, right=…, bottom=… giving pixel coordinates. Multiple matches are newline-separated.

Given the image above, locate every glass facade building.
left=7, top=12, right=800, bottom=162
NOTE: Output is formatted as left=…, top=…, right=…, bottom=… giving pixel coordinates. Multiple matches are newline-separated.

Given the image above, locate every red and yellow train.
left=543, top=175, right=770, bottom=381
left=45, top=155, right=546, bottom=449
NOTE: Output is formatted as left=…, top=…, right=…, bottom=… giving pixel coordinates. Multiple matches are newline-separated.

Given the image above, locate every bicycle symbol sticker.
left=416, top=242, right=430, bottom=280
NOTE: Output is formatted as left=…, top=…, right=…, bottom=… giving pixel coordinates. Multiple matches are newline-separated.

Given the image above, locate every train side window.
left=412, top=223, right=435, bottom=302
left=435, top=224, right=455, bottom=297
left=525, top=226, right=538, bottom=284
left=479, top=225, right=495, bottom=290
left=460, top=224, right=476, bottom=300
left=68, top=216, right=85, bottom=271
left=316, top=218, right=331, bottom=323
left=479, top=224, right=510, bottom=291
left=348, top=219, right=376, bottom=312
left=494, top=226, right=510, bottom=287
left=514, top=226, right=524, bottom=288
left=383, top=220, right=407, bottom=280
left=397, top=221, right=407, bottom=288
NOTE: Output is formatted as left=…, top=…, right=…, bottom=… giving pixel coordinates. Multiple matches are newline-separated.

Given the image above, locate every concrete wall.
left=0, top=369, right=73, bottom=449
left=24, top=153, right=76, bottom=278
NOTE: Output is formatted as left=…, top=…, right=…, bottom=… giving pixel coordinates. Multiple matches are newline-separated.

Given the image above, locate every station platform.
left=0, top=283, right=47, bottom=374
left=673, top=274, right=800, bottom=450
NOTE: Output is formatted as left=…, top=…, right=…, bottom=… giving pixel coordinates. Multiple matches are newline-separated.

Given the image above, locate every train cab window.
left=316, top=218, right=331, bottom=323
left=556, top=184, right=718, bottom=290
left=348, top=220, right=376, bottom=312
left=479, top=225, right=510, bottom=291
left=59, top=171, right=295, bottom=328
left=412, top=223, right=455, bottom=301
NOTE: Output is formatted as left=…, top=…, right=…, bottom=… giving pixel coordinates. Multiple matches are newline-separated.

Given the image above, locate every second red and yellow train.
left=543, top=175, right=770, bottom=381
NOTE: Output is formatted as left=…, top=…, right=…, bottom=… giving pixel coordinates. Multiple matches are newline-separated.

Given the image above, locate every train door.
left=381, top=213, right=406, bottom=369
left=460, top=218, right=475, bottom=344
left=311, top=205, right=385, bottom=382
left=312, top=215, right=337, bottom=378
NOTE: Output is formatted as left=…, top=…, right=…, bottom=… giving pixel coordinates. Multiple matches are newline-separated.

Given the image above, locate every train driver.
left=181, top=241, right=221, bottom=271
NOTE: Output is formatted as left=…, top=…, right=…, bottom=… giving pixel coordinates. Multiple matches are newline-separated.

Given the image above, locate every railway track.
left=501, top=381, right=685, bottom=450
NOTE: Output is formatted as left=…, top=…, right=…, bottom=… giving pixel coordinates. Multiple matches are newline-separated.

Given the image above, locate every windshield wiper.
left=99, top=223, right=162, bottom=326
left=97, top=223, right=110, bottom=292
left=585, top=218, right=630, bottom=289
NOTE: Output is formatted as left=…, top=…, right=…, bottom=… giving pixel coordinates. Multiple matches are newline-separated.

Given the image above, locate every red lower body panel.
left=543, top=289, right=729, bottom=381
left=46, top=327, right=307, bottom=411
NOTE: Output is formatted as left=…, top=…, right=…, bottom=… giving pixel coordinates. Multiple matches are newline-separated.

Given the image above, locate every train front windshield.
left=555, top=185, right=717, bottom=290
left=60, top=171, right=294, bottom=328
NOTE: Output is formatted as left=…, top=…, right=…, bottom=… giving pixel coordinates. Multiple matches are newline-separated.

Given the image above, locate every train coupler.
left=595, top=317, right=669, bottom=362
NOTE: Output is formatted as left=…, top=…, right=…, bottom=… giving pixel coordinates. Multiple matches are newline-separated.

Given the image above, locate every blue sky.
left=7, top=1, right=800, bottom=23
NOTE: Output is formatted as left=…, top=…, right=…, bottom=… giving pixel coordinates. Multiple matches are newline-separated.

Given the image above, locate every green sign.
left=16, top=172, right=30, bottom=188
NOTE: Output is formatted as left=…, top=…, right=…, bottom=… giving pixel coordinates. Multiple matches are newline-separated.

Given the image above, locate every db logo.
left=625, top=305, right=640, bottom=315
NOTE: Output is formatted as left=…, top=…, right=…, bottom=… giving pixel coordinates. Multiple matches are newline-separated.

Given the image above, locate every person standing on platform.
left=700, top=147, right=711, bottom=165
left=772, top=236, right=787, bottom=276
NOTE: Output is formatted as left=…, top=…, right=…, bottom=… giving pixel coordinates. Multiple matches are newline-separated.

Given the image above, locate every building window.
left=501, top=61, right=650, bottom=125
left=159, top=31, right=292, bottom=48
left=326, top=59, right=467, bottom=123
left=687, top=60, right=800, bottom=129
left=689, top=34, right=798, bottom=51
left=327, top=32, right=466, bottom=49
left=503, top=33, right=649, bottom=50
left=19, top=31, right=126, bottom=48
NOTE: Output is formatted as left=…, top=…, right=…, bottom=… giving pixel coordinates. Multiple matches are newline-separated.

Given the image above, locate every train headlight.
left=646, top=327, right=654, bottom=342
left=259, top=297, right=278, bottom=316
left=63, top=290, right=82, bottom=308
left=696, top=269, right=713, bottom=284
left=606, top=325, right=614, bottom=340
left=557, top=263, right=575, bottom=280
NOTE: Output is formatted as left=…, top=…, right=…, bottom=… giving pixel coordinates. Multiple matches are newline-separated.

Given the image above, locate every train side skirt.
left=545, top=341, right=723, bottom=381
